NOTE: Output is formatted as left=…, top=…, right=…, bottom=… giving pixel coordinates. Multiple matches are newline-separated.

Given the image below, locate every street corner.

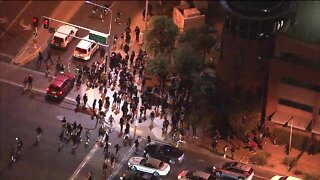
left=12, top=45, right=41, bottom=66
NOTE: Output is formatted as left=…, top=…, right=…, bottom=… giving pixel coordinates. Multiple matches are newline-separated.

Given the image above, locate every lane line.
left=0, top=52, right=14, bottom=59
left=69, top=144, right=99, bottom=180
left=0, top=1, right=32, bottom=39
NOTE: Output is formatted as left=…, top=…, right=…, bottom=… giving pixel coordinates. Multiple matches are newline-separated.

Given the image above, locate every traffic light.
left=43, top=18, right=49, bottom=29
left=32, top=17, right=38, bottom=28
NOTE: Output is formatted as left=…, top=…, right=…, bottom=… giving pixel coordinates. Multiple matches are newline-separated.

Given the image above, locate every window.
left=281, top=76, right=320, bottom=92
left=279, top=98, right=313, bottom=112
left=75, top=47, right=87, bottom=54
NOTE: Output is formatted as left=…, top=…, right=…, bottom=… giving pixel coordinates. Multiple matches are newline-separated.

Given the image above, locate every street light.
left=85, top=1, right=113, bottom=73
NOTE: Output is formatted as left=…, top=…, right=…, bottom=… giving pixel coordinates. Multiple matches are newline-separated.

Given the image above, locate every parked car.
left=178, top=170, right=215, bottom=180
left=212, top=162, right=254, bottom=180
left=50, top=25, right=78, bottom=49
left=73, top=35, right=99, bottom=60
left=144, top=144, right=184, bottom=164
left=46, top=72, right=75, bottom=100
left=271, top=175, right=302, bottom=180
left=128, top=157, right=170, bottom=176
left=120, top=170, right=159, bottom=180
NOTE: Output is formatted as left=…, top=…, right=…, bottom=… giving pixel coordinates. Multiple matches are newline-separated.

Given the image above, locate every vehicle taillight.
left=58, top=91, right=63, bottom=95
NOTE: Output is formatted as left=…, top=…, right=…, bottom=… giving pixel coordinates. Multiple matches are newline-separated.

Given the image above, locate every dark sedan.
left=144, top=144, right=184, bottom=164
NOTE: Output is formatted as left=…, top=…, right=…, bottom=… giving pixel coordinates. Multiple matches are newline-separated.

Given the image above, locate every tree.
left=145, top=55, right=170, bottom=88
left=144, top=16, right=179, bottom=56
left=178, top=25, right=216, bottom=66
left=173, top=43, right=202, bottom=79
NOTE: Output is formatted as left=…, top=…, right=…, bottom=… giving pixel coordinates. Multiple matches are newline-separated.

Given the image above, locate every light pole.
left=287, top=116, right=294, bottom=171
left=85, top=1, right=112, bottom=73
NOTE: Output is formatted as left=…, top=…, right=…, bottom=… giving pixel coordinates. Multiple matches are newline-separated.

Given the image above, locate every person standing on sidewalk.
left=135, top=26, right=140, bottom=43
left=223, top=145, right=229, bottom=158
left=230, top=146, right=236, bottom=160
left=27, top=75, right=33, bottom=90
left=92, top=99, right=97, bottom=111
left=119, top=116, right=125, bottom=133
left=123, top=43, right=129, bottom=55
left=35, top=126, right=43, bottom=145
left=98, top=99, right=103, bottom=112
left=130, top=51, right=135, bottom=66
left=114, top=144, right=121, bottom=155
left=76, top=94, right=81, bottom=108
left=23, top=76, right=28, bottom=91
left=83, top=94, right=88, bottom=108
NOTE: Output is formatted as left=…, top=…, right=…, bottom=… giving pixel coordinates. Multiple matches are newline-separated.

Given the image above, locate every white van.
left=73, top=35, right=99, bottom=61
left=51, top=25, right=78, bottom=49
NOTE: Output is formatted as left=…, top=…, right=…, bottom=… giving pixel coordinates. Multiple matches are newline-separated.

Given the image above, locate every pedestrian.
left=92, top=99, right=97, bottom=110
left=45, top=62, right=52, bottom=77
left=76, top=94, right=81, bottom=107
left=134, top=139, right=139, bottom=152
left=98, top=99, right=103, bottom=112
left=223, top=145, right=229, bottom=158
left=211, top=139, right=218, bottom=152
left=23, top=76, right=28, bottom=90
left=230, top=146, right=236, bottom=160
left=130, top=51, right=135, bottom=66
left=123, top=43, right=129, bottom=54
left=37, top=52, right=44, bottom=67
left=87, top=172, right=93, bottom=180
left=102, top=160, right=108, bottom=175
left=35, top=126, right=43, bottom=144
left=135, top=26, right=140, bottom=42
left=27, top=75, right=33, bottom=90
left=85, top=129, right=90, bottom=145
left=127, top=16, right=131, bottom=28
left=114, top=144, right=121, bottom=155
left=83, top=94, right=88, bottom=108
left=119, top=116, right=125, bottom=132
left=45, top=51, right=53, bottom=65
left=125, top=33, right=131, bottom=44
left=110, top=153, right=116, bottom=167
left=147, top=135, right=151, bottom=145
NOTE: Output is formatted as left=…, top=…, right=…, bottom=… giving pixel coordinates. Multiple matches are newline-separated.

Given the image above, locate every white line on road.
left=0, top=1, right=32, bottom=39
left=0, top=52, right=14, bottom=59
left=69, top=144, right=99, bottom=180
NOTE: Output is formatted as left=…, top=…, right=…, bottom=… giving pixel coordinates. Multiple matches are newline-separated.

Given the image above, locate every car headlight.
left=143, top=150, right=146, bottom=153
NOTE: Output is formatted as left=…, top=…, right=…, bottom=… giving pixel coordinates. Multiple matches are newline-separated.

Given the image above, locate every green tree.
left=144, top=16, right=179, bottom=55
left=146, top=55, right=170, bottom=88
left=173, top=43, right=202, bottom=79
left=178, top=25, right=216, bottom=66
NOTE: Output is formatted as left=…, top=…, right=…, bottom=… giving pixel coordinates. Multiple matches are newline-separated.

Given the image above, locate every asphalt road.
left=0, top=1, right=60, bottom=62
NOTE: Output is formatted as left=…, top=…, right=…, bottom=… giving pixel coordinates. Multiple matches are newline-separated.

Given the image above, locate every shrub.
left=249, top=152, right=271, bottom=166
left=304, top=174, right=320, bottom=180
left=282, top=156, right=297, bottom=168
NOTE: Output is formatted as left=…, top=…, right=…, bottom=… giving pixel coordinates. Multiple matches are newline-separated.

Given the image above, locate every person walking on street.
left=83, top=94, right=88, bottom=108
left=98, top=99, right=103, bottom=112
left=102, top=160, right=108, bottom=175
left=123, top=43, right=129, bottom=55
left=35, top=126, right=43, bottom=145
left=223, top=145, right=229, bottom=158
left=23, top=76, right=28, bottom=91
left=110, top=153, right=116, bottom=167
left=27, top=75, right=33, bottom=90
left=114, top=144, right=121, bottom=155
left=135, top=26, right=140, bottom=42
left=130, top=51, right=135, bottom=66
left=45, top=51, right=53, bottom=65
left=76, top=94, right=81, bottom=108
left=211, top=139, right=218, bottom=152
left=85, top=129, right=91, bottom=145
left=134, top=139, right=139, bottom=153
left=119, top=116, right=125, bottom=132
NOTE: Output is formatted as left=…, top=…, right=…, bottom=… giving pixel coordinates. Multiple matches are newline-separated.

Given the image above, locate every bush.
left=249, top=152, right=271, bottom=166
left=304, top=174, right=320, bottom=180
left=272, top=128, right=320, bottom=154
left=282, top=156, right=297, bottom=168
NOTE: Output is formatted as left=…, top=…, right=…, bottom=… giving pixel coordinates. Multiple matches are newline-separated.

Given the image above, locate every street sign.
left=89, top=30, right=108, bottom=44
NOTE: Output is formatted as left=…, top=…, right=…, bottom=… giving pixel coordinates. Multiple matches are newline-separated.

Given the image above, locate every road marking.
left=69, top=144, right=99, bottom=180
left=108, top=142, right=136, bottom=180
left=0, top=52, right=14, bottom=59
left=254, top=174, right=270, bottom=180
left=0, top=1, right=32, bottom=39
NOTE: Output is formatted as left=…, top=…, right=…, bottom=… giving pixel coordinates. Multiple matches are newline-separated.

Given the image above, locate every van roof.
left=76, top=35, right=94, bottom=49
left=54, top=25, right=77, bottom=39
